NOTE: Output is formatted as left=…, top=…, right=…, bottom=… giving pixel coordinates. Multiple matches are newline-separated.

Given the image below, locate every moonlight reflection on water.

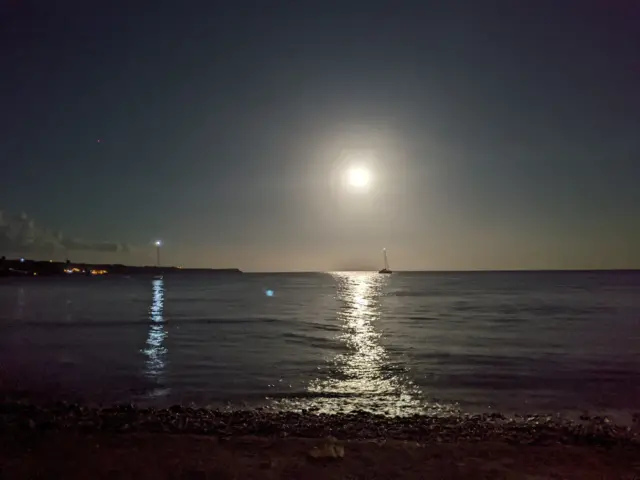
left=302, top=272, right=432, bottom=415
left=141, top=278, right=170, bottom=398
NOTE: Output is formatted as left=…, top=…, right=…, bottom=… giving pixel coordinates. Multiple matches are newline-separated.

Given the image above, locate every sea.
left=0, top=271, right=638, bottom=421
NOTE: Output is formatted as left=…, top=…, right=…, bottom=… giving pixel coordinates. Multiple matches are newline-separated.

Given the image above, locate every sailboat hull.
left=378, top=269, right=392, bottom=274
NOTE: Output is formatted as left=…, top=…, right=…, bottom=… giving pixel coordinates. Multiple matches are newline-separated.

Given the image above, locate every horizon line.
left=3, top=258, right=639, bottom=274
left=242, top=268, right=640, bottom=274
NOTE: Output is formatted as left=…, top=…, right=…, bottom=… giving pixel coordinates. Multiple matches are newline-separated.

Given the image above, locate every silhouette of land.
left=0, top=257, right=241, bottom=277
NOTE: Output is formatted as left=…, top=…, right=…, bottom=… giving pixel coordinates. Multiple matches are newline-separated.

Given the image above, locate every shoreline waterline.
left=2, top=401, right=639, bottom=445
left=2, top=401, right=639, bottom=479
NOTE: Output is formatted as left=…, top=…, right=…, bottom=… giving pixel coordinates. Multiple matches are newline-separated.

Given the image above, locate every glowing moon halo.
left=346, top=167, right=371, bottom=189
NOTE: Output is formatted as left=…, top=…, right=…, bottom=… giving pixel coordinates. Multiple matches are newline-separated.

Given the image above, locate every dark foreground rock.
left=1, top=431, right=639, bottom=479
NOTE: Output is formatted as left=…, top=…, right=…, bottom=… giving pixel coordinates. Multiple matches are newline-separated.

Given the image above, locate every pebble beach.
left=2, top=402, right=639, bottom=479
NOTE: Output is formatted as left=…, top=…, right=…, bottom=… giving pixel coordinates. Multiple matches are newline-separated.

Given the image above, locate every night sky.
left=1, top=1, right=639, bottom=271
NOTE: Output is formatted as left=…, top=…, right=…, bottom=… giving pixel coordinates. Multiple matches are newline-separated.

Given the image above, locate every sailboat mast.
left=378, top=247, right=392, bottom=274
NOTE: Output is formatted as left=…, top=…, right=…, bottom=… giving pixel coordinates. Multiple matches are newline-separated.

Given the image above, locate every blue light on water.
left=265, top=289, right=274, bottom=297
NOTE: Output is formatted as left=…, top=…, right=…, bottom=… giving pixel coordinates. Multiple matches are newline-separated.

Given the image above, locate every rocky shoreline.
left=2, top=403, right=640, bottom=478
left=2, top=402, right=639, bottom=446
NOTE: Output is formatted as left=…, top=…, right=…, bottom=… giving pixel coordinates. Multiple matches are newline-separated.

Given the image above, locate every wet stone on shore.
left=1, top=402, right=638, bottom=447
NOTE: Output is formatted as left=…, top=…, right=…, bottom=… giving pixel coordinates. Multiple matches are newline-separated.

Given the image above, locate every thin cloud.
left=0, top=209, right=131, bottom=255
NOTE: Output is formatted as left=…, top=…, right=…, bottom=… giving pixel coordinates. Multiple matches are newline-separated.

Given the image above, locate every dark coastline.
left=1, top=402, right=639, bottom=479
left=0, top=258, right=242, bottom=277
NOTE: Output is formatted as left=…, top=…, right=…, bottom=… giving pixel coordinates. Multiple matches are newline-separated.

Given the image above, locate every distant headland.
left=0, top=257, right=242, bottom=277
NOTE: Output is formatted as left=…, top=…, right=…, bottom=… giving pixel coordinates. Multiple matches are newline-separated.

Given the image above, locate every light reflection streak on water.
left=305, top=272, right=424, bottom=416
left=14, top=288, right=25, bottom=320
left=142, top=278, right=170, bottom=398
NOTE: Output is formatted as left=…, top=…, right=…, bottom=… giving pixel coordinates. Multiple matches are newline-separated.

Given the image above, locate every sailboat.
left=378, top=248, right=392, bottom=274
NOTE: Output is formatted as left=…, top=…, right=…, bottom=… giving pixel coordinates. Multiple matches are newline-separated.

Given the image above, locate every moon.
left=346, top=167, right=371, bottom=189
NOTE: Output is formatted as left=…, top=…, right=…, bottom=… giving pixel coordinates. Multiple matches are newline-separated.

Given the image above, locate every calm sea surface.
left=1, top=272, right=638, bottom=418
